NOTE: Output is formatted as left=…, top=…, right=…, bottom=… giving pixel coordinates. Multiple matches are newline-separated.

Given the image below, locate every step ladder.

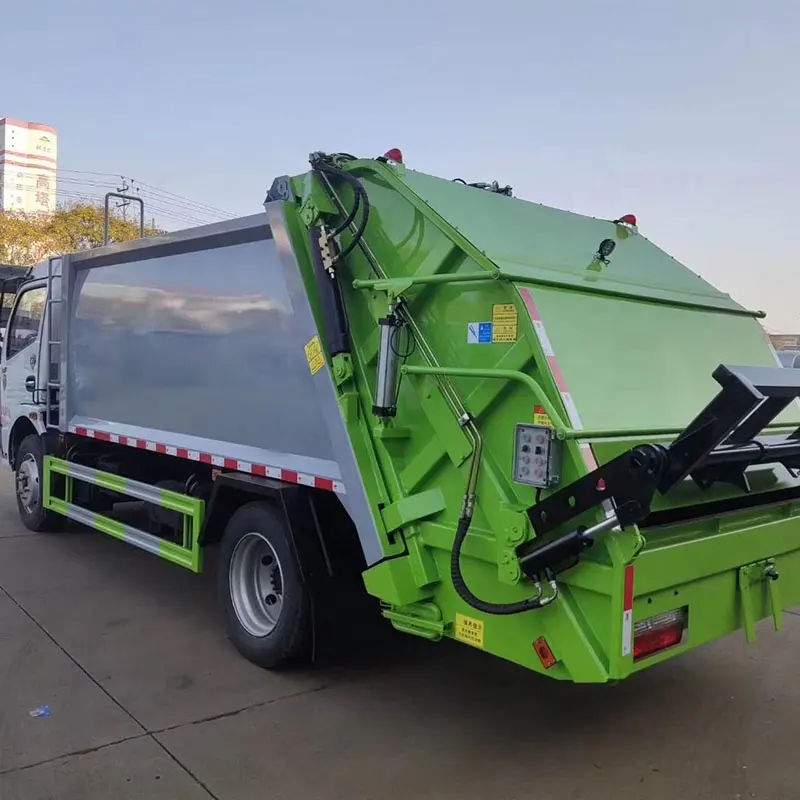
left=44, top=255, right=62, bottom=430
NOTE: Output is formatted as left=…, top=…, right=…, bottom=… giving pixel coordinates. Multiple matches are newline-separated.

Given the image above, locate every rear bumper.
left=620, top=512, right=800, bottom=677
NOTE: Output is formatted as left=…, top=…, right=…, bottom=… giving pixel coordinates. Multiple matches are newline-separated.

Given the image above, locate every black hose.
left=451, top=512, right=556, bottom=616
left=323, top=168, right=362, bottom=237
left=335, top=182, right=370, bottom=261
left=331, top=187, right=360, bottom=238
left=311, top=158, right=371, bottom=261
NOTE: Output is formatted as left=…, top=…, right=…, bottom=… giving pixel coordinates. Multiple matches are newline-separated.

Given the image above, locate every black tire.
left=15, top=434, right=63, bottom=532
left=218, top=501, right=312, bottom=669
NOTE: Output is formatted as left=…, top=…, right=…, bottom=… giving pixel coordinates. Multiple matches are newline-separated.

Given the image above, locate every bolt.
left=505, top=524, right=525, bottom=545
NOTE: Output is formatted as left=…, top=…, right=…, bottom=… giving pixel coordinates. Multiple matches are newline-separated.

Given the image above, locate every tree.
left=0, top=202, right=164, bottom=267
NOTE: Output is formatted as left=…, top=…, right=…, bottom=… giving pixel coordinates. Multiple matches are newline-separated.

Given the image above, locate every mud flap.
left=738, top=558, right=782, bottom=644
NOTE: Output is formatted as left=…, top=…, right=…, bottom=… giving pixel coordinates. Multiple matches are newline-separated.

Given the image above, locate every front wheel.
left=15, top=434, right=63, bottom=532
left=218, top=501, right=312, bottom=669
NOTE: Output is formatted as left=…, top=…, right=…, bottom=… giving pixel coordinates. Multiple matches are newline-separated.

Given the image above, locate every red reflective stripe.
left=67, top=426, right=341, bottom=493
left=623, top=565, right=635, bottom=611
left=518, top=287, right=542, bottom=321
left=580, top=444, right=598, bottom=470
left=547, top=357, right=568, bottom=392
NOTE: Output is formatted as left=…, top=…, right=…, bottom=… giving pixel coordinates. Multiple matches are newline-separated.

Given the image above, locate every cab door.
left=1, top=281, right=48, bottom=459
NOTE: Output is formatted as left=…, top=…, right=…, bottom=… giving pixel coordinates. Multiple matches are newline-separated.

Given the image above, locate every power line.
left=5, top=166, right=236, bottom=223
left=54, top=175, right=226, bottom=223
left=14, top=186, right=208, bottom=226
left=4, top=168, right=223, bottom=226
left=5, top=183, right=212, bottom=227
left=123, top=178, right=234, bottom=218
left=56, top=167, right=235, bottom=218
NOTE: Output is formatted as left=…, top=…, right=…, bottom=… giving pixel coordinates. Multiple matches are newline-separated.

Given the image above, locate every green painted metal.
left=352, top=269, right=501, bottom=292
left=381, top=601, right=445, bottom=641
left=44, top=456, right=205, bottom=573
left=401, top=364, right=569, bottom=436
left=399, top=169, right=765, bottom=319
left=276, top=155, right=800, bottom=683
left=738, top=559, right=782, bottom=644
left=381, top=488, right=447, bottom=535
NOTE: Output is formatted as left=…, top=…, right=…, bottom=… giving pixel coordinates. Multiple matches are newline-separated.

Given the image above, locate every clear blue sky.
left=5, top=0, right=799, bottom=330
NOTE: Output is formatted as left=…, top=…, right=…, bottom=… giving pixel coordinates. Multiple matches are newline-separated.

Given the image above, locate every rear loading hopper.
left=4, top=150, right=798, bottom=683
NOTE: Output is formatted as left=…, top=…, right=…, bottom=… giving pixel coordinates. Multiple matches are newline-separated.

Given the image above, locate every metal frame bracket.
left=738, top=558, right=782, bottom=644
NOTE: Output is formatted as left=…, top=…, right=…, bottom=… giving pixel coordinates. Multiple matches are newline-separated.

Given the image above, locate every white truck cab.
left=0, top=262, right=59, bottom=525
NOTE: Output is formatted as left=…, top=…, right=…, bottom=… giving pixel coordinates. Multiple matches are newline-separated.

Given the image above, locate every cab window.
left=6, top=286, right=46, bottom=359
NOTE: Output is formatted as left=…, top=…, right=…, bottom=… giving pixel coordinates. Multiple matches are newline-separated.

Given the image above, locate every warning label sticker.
left=467, top=322, right=494, bottom=344
left=454, top=613, right=485, bottom=648
left=533, top=404, right=554, bottom=428
left=491, top=303, right=518, bottom=343
left=304, top=336, right=326, bottom=376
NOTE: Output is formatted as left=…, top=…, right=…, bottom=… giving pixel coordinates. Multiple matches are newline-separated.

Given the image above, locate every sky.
left=4, top=0, right=799, bottom=331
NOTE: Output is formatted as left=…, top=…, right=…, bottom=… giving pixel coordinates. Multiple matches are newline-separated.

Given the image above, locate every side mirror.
left=25, top=375, right=36, bottom=394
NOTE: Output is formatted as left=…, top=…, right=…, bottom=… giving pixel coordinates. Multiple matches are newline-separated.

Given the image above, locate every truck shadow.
left=27, top=523, right=779, bottom=758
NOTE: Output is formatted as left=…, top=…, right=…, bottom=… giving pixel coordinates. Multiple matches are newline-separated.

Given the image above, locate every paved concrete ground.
left=0, top=469, right=798, bottom=800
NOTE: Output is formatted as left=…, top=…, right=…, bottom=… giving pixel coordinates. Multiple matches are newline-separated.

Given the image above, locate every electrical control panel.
left=513, top=424, right=561, bottom=488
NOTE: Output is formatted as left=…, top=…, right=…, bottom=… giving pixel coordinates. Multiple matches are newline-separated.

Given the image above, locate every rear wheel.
left=218, top=501, right=311, bottom=668
left=15, top=434, right=63, bottom=532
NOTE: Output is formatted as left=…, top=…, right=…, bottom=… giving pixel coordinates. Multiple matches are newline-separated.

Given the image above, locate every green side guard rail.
left=44, top=456, right=205, bottom=573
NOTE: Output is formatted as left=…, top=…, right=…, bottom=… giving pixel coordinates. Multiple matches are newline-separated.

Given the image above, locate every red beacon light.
left=383, top=148, right=404, bottom=164
left=615, top=213, right=637, bottom=227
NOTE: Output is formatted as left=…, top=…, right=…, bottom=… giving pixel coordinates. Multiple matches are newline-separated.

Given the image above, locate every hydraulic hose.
left=333, top=176, right=370, bottom=260
left=310, top=152, right=549, bottom=615
left=451, top=511, right=558, bottom=615
left=331, top=186, right=360, bottom=238
left=310, top=156, right=371, bottom=259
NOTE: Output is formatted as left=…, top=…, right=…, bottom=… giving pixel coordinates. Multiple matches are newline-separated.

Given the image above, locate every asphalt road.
left=0, top=467, right=797, bottom=800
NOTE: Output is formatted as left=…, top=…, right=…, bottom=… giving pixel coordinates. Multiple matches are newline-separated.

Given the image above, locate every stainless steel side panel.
left=60, top=213, right=384, bottom=564
left=265, top=203, right=385, bottom=565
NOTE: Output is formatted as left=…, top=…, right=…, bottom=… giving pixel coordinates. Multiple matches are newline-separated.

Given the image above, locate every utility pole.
left=115, top=177, right=141, bottom=223
left=116, top=177, right=130, bottom=222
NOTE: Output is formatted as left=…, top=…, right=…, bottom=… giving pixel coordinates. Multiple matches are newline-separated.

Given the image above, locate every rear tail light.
left=633, top=608, right=687, bottom=661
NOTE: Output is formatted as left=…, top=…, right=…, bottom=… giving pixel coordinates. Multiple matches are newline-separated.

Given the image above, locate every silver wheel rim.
left=17, top=453, right=40, bottom=515
left=229, top=532, right=285, bottom=637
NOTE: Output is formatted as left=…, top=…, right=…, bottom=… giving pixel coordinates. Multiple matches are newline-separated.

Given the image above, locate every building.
left=0, top=118, right=58, bottom=214
left=769, top=334, right=800, bottom=351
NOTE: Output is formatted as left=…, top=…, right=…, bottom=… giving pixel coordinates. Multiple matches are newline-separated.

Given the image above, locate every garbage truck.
left=2, top=148, right=799, bottom=684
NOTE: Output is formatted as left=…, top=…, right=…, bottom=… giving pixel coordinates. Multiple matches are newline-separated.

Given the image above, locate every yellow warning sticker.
left=454, top=613, right=485, bottom=648
left=533, top=404, right=554, bottom=428
left=304, top=336, right=326, bottom=376
left=492, top=303, right=518, bottom=343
